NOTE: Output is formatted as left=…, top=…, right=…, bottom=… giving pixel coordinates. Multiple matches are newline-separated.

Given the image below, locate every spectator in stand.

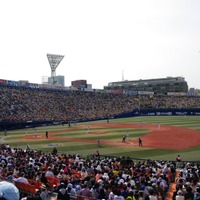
left=194, top=187, right=200, bottom=200
left=184, top=186, right=194, bottom=200
left=175, top=190, right=184, bottom=200
left=40, top=184, right=49, bottom=200
left=114, top=189, right=125, bottom=200
left=45, top=167, right=54, bottom=178
left=13, top=172, right=29, bottom=184
left=80, top=182, right=92, bottom=199
left=41, top=172, right=49, bottom=187
left=1, top=84, right=200, bottom=124
left=57, top=183, right=70, bottom=200
left=1, top=143, right=200, bottom=200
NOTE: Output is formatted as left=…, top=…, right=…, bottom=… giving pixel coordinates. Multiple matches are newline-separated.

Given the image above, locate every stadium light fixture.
left=47, top=54, right=64, bottom=78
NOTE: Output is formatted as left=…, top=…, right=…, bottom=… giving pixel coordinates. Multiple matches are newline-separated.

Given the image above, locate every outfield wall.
left=113, top=108, right=200, bottom=119
left=1, top=108, right=200, bottom=131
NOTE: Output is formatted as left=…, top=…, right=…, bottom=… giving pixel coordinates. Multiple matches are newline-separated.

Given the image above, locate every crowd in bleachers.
left=0, top=85, right=139, bottom=122
left=172, top=162, right=200, bottom=200
left=139, top=95, right=200, bottom=110
left=1, top=143, right=200, bottom=200
left=1, top=85, right=200, bottom=199
left=0, top=85, right=200, bottom=123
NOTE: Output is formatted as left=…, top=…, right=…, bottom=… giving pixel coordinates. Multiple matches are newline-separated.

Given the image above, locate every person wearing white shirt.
left=175, top=190, right=184, bottom=200
left=14, top=172, right=29, bottom=184
left=45, top=167, right=54, bottom=178
left=149, top=190, right=158, bottom=200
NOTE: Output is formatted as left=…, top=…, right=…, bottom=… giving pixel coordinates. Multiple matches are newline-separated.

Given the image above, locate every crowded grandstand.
left=0, top=143, right=200, bottom=200
left=0, top=78, right=200, bottom=127
left=0, top=78, right=200, bottom=200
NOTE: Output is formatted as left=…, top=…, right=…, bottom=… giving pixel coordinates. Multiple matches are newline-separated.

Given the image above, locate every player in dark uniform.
left=46, top=131, right=48, bottom=139
left=122, top=135, right=127, bottom=143
left=138, top=138, right=143, bottom=146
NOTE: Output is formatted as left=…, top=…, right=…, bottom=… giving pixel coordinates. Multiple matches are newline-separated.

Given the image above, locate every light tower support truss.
left=47, top=54, right=64, bottom=77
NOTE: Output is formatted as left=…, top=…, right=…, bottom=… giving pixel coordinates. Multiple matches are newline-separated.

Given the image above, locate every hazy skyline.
left=1, top=0, right=200, bottom=89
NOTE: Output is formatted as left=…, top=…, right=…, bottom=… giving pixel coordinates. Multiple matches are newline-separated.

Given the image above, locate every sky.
left=1, top=0, right=200, bottom=89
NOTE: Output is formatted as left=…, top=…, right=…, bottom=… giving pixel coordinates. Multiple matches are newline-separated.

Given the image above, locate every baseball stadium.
left=0, top=77, right=200, bottom=200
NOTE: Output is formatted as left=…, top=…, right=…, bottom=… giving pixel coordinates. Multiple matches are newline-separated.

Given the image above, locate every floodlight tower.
left=47, top=53, right=64, bottom=84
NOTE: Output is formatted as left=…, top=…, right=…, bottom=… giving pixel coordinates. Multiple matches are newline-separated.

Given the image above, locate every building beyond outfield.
left=104, top=76, right=188, bottom=94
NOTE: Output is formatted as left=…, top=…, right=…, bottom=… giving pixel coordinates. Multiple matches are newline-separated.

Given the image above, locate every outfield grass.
left=0, top=116, right=200, bottom=161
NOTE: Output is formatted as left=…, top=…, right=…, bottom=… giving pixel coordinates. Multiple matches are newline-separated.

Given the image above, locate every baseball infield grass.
left=1, top=116, right=200, bottom=162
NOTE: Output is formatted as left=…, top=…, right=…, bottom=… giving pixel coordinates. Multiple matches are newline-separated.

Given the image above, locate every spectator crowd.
left=0, top=143, right=200, bottom=200
left=0, top=85, right=200, bottom=123
left=0, top=84, right=200, bottom=199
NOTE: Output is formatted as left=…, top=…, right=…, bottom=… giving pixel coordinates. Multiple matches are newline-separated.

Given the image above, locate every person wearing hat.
left=75, top=184, right=82, bottom=196
left=67, top=183, right=77, bottom=200
left=40, top=184, right=49, bottom=200
left=175, top=190, right=184, bottom=200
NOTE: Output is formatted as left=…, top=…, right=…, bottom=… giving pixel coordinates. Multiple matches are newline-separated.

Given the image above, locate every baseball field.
left=1, top=116, right=200, bottom=161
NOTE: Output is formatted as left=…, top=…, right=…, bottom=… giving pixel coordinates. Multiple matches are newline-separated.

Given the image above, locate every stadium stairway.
left=165, top=169, right=180, bottom=200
